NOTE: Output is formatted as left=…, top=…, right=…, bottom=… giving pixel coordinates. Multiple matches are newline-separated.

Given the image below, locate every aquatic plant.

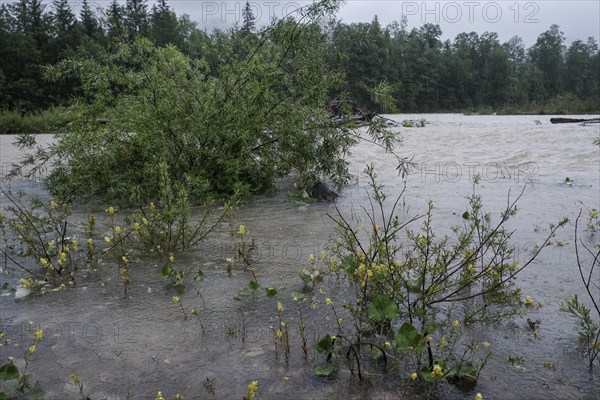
left=560, top=211, right=600, bottom=370
left=0, top=328, right=45, bottom=399
left=0, top=189, right=85, bottom=287
left=313, top=165, right=567, bottom=385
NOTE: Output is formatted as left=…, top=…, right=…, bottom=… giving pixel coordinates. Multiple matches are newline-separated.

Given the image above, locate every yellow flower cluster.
left=155, top=391, right=165, bottom=400
left=57, top=250, right=68, bottom=267
left=410, top=372, right=418, bottom=380
left=172, top=296, right=180, bottom=304
left=114, top=226, right=122, bottom=235
left=238, top=225, right=246, bottom=235
left=19, top=278, right=33, bottom=288
left=524, top=295, right=534, bottom=307
left=106, top=206, right=117, bottom=215
left=436, top=336, right=447, bottom=349
left=277, top=302, right=284, bottom=313
left=34, top=329, right=44, bottom=341
left=246, top=380, right=259, bottom=399
left=452, top=320, right=460, bottom=330
left=325, top=298, right=333, bottom=306
left=39, top=257, right=49, bottom=268
left=432, top=364, right=444, bottom=377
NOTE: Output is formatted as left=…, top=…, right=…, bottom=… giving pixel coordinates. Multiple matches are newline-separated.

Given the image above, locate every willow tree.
left=18, top=0, right=401, bottom=205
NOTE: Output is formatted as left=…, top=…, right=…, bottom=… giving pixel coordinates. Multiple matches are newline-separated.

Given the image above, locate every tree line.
left=1, top=0, right=598, bottom=114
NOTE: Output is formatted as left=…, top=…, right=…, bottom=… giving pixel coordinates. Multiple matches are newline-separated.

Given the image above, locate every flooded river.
left=1, top=114, right=599, bottom=399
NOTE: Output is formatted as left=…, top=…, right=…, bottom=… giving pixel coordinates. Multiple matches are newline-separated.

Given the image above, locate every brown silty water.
left=0, top=114, right=599, bottom=399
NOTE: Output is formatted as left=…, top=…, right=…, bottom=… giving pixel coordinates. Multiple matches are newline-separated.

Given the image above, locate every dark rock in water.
left=309, top=182, right=339, bottom=202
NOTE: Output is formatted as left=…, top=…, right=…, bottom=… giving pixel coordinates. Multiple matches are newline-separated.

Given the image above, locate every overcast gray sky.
left=81, top=1, right=599, bottom=46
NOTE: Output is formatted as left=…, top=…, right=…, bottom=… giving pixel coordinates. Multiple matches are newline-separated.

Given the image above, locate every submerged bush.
left=11, top=1, right=402, bottom=206
left=312, top=166, right=567, bottom=384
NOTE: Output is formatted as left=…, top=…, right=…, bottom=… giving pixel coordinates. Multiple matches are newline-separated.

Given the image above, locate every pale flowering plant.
left=0, top=188, right=85, bottom=287
left=316, top=165, right=567, bottom=386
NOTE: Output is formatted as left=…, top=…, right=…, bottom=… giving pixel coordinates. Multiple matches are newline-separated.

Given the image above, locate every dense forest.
left=1, top=0, right=599, bottom=116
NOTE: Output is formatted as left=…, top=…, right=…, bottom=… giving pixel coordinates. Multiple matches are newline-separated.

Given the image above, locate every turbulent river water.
left=0, top=114, right=599, bottom=399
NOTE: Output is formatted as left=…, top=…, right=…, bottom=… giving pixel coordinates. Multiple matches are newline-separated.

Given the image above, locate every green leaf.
left=313, top=362, right=336, bottom=377
left=248, top=280, right=260, bottom=290
left=425, top=322, right=438, bottom=335
left=445, top=361, right=477, bottom=385
left=367, top=293, right=399, bottom=322
left=265, top=287, right=278, bottom=297
left=0, top=363, right=19, bottom=380
left=160, top=264, right=171, bottom=277
left=419, top=366, right=444, bottom=382
left=193, top=269, right=204, bottom=282
left=395, top=323, right=422, bottom=350
left=462, top=211, right=470, bottom=219
left=316, top=334, right=335, bottom=355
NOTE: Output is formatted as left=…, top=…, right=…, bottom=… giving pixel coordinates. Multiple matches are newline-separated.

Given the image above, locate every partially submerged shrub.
left=312, top=165, right=567, bottom=385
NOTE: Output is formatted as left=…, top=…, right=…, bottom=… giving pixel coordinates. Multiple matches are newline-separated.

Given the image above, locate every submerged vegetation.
left=1, top=1, right=599, bottom=399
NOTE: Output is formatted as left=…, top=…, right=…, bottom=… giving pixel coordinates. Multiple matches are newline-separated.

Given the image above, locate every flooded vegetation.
left=1, top=114, right=599, bottom=399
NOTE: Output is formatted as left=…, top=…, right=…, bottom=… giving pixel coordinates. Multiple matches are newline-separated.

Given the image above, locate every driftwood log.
left=550, top=117, right=600, bottom=124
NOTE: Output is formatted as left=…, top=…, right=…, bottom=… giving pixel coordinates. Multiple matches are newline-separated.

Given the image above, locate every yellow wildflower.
left=432, top=364, right=444, bottom=377
left=121, top=256, right=128, bottom=263
left=325, top=298, right=333, bottom=306
left=71, top=240, right=79, bottom=251
left=410, top=372, right=418, bottom=381
left=87, top=238, right=93, bottom=246
left=320, top=251, right=326, bottom=260
left=275, top=330, right=283, bottom=339
left=309, top=254, right=315, bottom=263
left=50, top=200, right=59, bottom=210
left=277, top=302, right=284, bottom=313
left=114, top=226, right=122, bottom=235
left=48, top=241, right=56, bottom=249
left=475, top=393, right=484, bottom=400
left=28, top=344, right=36, bottom=354
left=70, top=373, right=79, bottom=384
left=246, top=380, right=259, bottom=399
left=19, top=278, right=33, bottom=288
left=172, top=296, right=180, bottom=304
left=238, top=225, right=246, bottom=235
left=483, top=341, right=490, bottom=348
left=106, top=206, right=116, bottom=215
left=133, top=222, right=140, bottom=231
left=330, top=335, right=337, bottom=340
left=384, top=341, right=392, bottom=348
left=34, top=329, right=44, bottom=341
left=418, top=236, right=427, bottom=246
left=436, top=336, right=447, bottom=349
left=104, top=236, right=111, bottom=243
left=40, top=257, right=49, bottom=268
left=524, top=295, right=534, bottom=307
left=169, top=254, right=175, bottom=263
left=142, top=217, right=149, bottom=225
left=452, top=320, right=460, bottom=330
left=191, top=309, right=198, bottom=316
left=155, top=391, right=165, bottom=400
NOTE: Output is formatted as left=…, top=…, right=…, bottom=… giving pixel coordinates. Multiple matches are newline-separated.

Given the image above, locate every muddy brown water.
left=0, top=114, right=599, bottom=399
